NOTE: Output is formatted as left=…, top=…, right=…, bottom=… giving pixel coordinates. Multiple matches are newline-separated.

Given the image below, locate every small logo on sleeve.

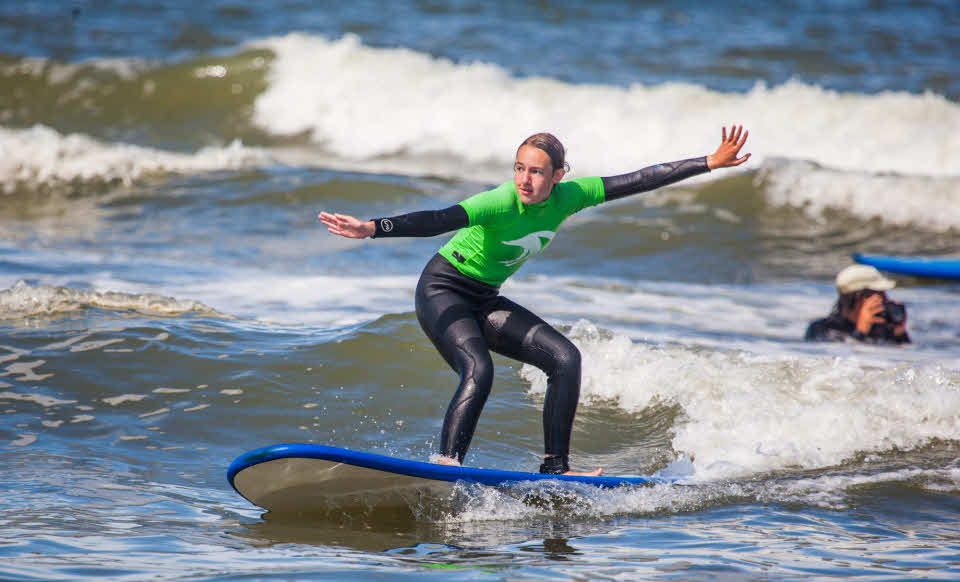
left=380, top=219, right=394, bottom=233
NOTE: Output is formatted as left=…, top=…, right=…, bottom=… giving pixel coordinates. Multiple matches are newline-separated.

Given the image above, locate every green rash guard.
left=437, top=177, right=605, bottom=286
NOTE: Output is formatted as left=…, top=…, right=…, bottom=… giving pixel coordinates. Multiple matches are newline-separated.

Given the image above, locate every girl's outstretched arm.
left=602, top=125, right=750, bottom=202
left=319, top=205, right=468, bottom=239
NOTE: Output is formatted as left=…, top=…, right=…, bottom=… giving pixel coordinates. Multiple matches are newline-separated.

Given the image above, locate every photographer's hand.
left=892, top=302, right=908, bottom=337
left=856, top=294, right=886, bottom=335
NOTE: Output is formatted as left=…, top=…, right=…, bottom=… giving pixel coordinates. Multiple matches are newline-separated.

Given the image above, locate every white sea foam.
left=0, top=125, right=271, bottom=194
left=175, top=271, right=419, bottom=326
left=0, top=391, right=77, bottom=407
left=9, top=433, right=38, bottom=446
left=442, top=462, right=960, bottom=523
left=0, top=280, right=222, bottom=319
left=521, top=320, right=960, bottom=480
left=760, top=158, right=960, bottom=231
left=252, top=33, right=960, bottom=228
left=0, top=55, right=147, bottom=83
left=102, top=394, right=149, bottom=406
left=750, top=466, right=960, bottom=510
left=504, top=274, right=958, bottom=366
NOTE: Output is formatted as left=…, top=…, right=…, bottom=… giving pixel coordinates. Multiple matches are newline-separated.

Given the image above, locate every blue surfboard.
left=228, top=444, right=670, bottom=513
left=854, top=253, right=960, bottom=280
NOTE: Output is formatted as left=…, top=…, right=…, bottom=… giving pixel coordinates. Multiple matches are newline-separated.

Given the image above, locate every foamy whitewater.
left=0, top=125, right=270, bottom=194
left=524, top=320, right=960, bottom=480
left=2, top=3, right=959, bottom=579
left=254, top=34, right=960, bottom=176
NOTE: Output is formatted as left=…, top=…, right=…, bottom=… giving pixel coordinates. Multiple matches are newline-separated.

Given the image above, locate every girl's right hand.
left=318, top=212, right=375, bottom=238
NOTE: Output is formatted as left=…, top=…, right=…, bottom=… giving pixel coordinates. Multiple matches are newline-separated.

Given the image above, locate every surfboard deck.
left=228, top=444, right=670, bottom=513
left=854, top=253, right=960, bottom=280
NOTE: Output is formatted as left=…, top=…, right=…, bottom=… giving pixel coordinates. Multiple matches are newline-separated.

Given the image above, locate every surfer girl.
left=320, top=125, right=750, bottom=475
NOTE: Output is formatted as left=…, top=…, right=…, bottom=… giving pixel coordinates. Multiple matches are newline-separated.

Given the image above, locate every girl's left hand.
left=706, top=125, right=751, bottom=169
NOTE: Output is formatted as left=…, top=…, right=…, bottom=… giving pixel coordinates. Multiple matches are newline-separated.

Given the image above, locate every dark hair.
left=831, top=292, right=858, bottom=317
left=832, top=289, right=883, bottom=317
left=518, top=133, right=569, bottom=173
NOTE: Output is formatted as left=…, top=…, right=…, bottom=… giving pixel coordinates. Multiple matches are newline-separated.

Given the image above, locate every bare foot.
left=431, top=455, right=461, bottom=467
left=562, top=468, right=603, bottom=476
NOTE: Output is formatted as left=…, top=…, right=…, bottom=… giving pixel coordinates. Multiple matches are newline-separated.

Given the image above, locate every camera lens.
left=883, top=301, right=906, bottom=325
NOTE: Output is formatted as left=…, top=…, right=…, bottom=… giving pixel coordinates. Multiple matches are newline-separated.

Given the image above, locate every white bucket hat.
left=835, top=264, right=896, bottom=295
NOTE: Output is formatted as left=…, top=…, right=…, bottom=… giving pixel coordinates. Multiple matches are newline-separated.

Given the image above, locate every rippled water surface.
left=2, top=1, right=959, bottom=580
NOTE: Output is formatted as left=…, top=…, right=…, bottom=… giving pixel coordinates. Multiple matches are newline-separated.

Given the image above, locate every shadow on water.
left=232, top=503, right=627, bottom=567
left=238, top=506, right=444, bottom=552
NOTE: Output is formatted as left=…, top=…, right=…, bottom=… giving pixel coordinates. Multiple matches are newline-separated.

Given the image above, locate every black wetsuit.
left=373, top=157, right=710, bottom=473
left=805, top=314, right=911, bottom=344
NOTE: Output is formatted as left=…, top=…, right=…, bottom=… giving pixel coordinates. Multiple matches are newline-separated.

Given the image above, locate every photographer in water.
left=805, top=265, right=910, bottom=344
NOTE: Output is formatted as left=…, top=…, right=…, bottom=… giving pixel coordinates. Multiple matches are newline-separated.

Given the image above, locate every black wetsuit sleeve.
left=370, top=204, right=469, bottom=238
left=601, top=157, right=710, bottom=202
left=805, top=318, right=835, bottom=342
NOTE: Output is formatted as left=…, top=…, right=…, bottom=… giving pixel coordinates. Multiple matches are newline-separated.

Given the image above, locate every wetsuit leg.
left=479, top=297, right=582, bottom=460
left=415, top=255, right=498, bottom=463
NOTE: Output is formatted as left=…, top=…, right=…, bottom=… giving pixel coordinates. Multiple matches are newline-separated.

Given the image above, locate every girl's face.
left=514, top=145, right=565, bottom=205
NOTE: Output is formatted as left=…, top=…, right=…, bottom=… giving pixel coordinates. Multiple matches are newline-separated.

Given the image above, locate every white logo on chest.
left=501, top=231, right=556, bottom=267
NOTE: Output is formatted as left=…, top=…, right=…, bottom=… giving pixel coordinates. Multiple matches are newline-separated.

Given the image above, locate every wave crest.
left=252, top=33, right=960, bottom=180
left=759, top=158, right=960, bottom=231
left=0, top=280, right=223, bottom=319
left=0, top=125, right=271, bottom=194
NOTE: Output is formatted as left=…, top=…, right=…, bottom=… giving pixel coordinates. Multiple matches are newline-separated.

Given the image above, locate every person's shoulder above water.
left=804, top=314, right=854, bottom=343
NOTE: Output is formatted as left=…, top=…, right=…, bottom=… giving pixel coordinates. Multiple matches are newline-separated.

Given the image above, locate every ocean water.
left=2, top=0, right=960, bottom=579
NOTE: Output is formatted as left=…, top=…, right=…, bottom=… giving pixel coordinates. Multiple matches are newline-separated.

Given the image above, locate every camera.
left=880, top=300, right=906, bottom=325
